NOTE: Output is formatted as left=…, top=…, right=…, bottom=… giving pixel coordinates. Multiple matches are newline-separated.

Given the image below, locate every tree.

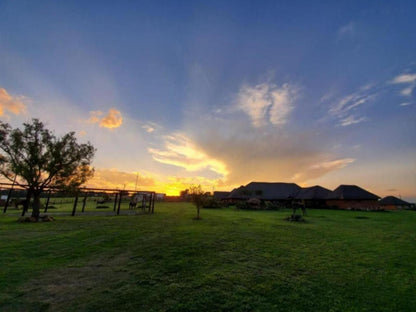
left=189, top=184, right=206, bottom=220
left=0, top=119, right=95, bottom=219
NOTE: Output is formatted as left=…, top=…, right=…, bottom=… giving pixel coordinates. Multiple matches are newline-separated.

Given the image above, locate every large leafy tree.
left=0, top=119, right=95, bottom=218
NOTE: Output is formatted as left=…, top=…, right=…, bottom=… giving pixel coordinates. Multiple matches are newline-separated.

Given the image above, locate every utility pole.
left=135, top=173, right=139, bottom=192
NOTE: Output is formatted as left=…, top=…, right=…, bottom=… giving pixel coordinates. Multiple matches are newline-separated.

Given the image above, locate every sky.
left=0, top=0, right=415, bottom=200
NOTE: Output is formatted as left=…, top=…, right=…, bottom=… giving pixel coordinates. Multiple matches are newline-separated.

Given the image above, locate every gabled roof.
left=327, top=185, right=380, bottom=200
left=296, top=185, right=332, bottom=200
left=228, top=182, right=301, bottom=200
left=213, top=191, right=230, bottom=200
left=379, top=196, right=410, bottom=206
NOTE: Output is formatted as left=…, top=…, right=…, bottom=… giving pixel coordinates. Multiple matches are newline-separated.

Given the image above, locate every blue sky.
left=0, top=0, right=415, bottom=199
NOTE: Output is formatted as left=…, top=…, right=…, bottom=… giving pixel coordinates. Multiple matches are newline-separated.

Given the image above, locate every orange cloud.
left=148, top=133, right=228, bottom=177
left=87, top=108, right=123, bottom=129
left=0, top=88, right=26, bottom=117
left=100, top=108, right=123, bottom=128
left=87, top=168, right=155, bottom=190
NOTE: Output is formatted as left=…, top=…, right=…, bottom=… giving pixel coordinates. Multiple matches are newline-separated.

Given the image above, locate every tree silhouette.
left=189, top=184, right=206, bottom=220
left=0, top=119, right=95, bottom=219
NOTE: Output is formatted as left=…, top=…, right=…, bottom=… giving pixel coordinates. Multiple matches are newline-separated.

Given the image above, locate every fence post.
left=117, top=191, right=122, bottom=215
left=113, top=193, right=118, bottom=211
left=44, top=190, right=51, bottom=212
left=81, top=192, right=88, bottom=212
left=151, top=192, right=155, bottom=214
left=72, top=193, right=79, bottom=216
left=3, top=176, right=16, bottom=213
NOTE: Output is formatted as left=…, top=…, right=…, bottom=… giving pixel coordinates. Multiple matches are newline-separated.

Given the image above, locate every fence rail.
left=0, top=182, right=156, bottom=216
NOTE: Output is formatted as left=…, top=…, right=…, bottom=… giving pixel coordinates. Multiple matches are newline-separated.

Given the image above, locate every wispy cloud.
left=148, top=133, right=228, bottom=177
left=292, top=158, right=355, bottom=183
left=0, top=88, right=26, bottom=117
left=400, top=102, right=411, bottom=107
left=328, top=86, right=375, bottom=126
left=142, top=122, right=160, bottom=133
left=392, top=73, right=416, bottom=97
left=400, top=86, right=414, bottom=96
left=88, top=108, right=123, bottom=129
left=237, top=82, right=297, bottom=128
left=337, top=22, right=356, bottom=40
left=339, top=115, right=368, bottom=126
left=392, top=74, right=416, bottom=84
left=143, top=125, right=155, bottom=133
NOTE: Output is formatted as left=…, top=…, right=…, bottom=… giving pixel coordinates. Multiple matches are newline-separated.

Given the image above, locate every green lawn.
left=1, top=203, right=415, bottom=311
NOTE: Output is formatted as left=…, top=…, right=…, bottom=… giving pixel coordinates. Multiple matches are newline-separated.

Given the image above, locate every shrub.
left=202, top=198, right=224, bottom=209
left=265, top=201, right=283, bottom=210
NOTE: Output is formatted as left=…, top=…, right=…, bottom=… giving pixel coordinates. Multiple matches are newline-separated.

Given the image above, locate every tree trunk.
left=21, top=189, right=33, bottom=216
left=197, top=206, right=200, bottom=219
left=31, top=191, right=42, bottom=219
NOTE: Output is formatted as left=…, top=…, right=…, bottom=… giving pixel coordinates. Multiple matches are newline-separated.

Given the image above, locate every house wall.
left=381, top=204, right=410, bottom=210
left=381, top=204, right=398, bottom=211
left=326, top=199, right=380, bottom=210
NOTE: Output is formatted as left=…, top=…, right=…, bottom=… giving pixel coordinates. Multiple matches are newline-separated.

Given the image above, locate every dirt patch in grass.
left=19, top=253, right=132, bottom=311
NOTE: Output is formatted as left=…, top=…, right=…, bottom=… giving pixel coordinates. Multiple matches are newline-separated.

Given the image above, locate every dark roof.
left=213, top=191, right=230, bottom=200
left=327, top=185, right=380, bottom=200
left=296, top=185, right=332, bottom=200
left=379, top=196, right=410, bottom=206
left=228, top=182, right=301, bottom=200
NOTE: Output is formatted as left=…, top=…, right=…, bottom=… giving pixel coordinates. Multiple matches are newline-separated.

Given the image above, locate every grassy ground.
left=1, top=203, right=415, bottom=311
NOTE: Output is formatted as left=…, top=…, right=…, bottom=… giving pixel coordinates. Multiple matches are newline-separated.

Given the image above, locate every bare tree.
left=189, top=184, right=206, bottom=220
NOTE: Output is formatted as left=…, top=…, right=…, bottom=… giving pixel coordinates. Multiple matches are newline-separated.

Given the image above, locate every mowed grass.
left=1, top=203, right=415, bottom=311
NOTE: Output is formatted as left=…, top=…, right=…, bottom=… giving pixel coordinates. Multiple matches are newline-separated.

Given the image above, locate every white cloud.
left=392, top=73, right=416, bottom=97
left=337, top=22, right=356, bottom=39
left=142, top=125, right=155, bottom=133
left=400, top=102, right=411, bottom=107
left=330, top=92, right=373, bottom=116
left=237, top=82, right=297, bottom=128
left=339, top=115, right=368, bottom=126
left=392, top=74, right=416, bottom=84
left=400, top=86, right=414, bottom=96
left=328, top=85, right=376, bottom=127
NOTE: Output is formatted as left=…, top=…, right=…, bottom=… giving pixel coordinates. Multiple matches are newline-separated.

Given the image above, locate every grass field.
left=1, top=203, right=415, bottom=311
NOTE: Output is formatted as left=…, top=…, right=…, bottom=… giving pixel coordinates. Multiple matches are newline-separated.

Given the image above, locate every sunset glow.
left=0, top=1, right=415, bottom=200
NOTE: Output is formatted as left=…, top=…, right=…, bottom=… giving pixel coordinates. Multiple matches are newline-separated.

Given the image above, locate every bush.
left=264, top=201, right=284, bottom=210
left=236, top=198, right=263, bottom=210
left=202, top=198, right=224, bottom=209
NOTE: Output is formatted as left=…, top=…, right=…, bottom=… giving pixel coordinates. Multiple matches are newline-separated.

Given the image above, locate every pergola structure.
left=0, top=182, right=155, bottom=216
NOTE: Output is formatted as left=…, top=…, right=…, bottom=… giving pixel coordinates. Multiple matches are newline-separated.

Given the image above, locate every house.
left=295, top=185, right=332, bottom=208
left=379, top=196, right=411, bottom=210
left=213, top=191, right=230, bottom=201
left=326, top=185, right=380, bottom=210
left=228, top=182, right=301, bottom=204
